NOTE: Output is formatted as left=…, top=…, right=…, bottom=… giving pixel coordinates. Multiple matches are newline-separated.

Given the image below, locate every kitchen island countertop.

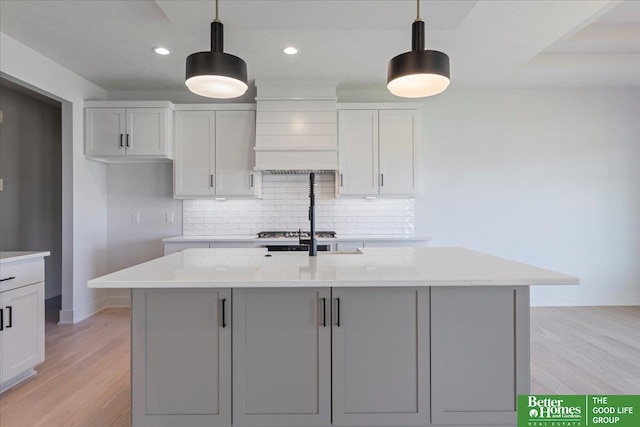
left=88, top=247, right=578, bottom=289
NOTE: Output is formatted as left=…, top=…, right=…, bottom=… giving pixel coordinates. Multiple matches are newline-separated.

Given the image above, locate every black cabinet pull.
left=336, top=298, right=341, bottom=327
left=119, top=134, right=124, bottom=148
left=0, top=276, right=15, bottom=282
left=340, top=174, right=344, bottom=187
left=321, top=298, right=326, bottom=327
left=126, top=134, right=131, bottom=148
left=6, top=306, right=11, bottom=328
left=0, top=308, right=3, bottom=331
left=221, top=298, right=227, bottom=328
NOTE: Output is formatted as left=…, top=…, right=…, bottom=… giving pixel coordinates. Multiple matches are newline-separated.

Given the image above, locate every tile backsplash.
left=183, top=174, right=414, bottom=237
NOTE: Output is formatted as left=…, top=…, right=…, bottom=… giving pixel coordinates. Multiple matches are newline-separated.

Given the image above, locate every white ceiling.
left=1, top=0, right=638, bottom=93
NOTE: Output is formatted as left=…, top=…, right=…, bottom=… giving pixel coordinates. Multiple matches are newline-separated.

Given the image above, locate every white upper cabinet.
left=84, top=101, right=173, bottom=162
left=174, top=111, right=215, bottom=197
left=379, top=109, right=419, bottom=195
left=215, top=110, right=257, bottom=197
left=338, top=110, right=379, bottom=195
left=337, top=105, right=419, bottom=197
left=85, top=108, right=126, bottom=157
left=174, top=106, right=259, bottom=199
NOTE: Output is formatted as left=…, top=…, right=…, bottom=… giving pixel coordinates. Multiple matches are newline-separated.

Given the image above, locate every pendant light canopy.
left=387, top=0, right=450, bottom=98
left=185, top=0, right=248, bottom=99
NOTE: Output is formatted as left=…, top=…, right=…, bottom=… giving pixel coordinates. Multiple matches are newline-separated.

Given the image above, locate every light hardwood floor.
left=531, top=306, right=640, bottom=394
left=0, top=304, right=638, bottom=427
left=0, top=300, right=130, bottom=427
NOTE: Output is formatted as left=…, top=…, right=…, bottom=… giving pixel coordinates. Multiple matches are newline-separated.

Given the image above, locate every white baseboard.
left=59, top=294, right=130, bottom=324
left=58, top=309, right=75, bottom=325
left=0, top=369, right=37, bottom=394
left=107, top=294, right=131, bottom=307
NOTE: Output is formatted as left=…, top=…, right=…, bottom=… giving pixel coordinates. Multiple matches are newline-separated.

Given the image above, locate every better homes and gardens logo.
left=518, top=395, right=640, bottom=427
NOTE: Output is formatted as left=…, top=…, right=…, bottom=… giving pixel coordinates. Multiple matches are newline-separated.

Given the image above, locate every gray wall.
left=0, top=81, right=62, bottom=299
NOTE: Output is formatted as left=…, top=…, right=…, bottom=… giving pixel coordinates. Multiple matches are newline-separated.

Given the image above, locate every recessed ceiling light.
left=153, top=47, right=170, bottom=56
left=283, top=46, right=298, bottom=55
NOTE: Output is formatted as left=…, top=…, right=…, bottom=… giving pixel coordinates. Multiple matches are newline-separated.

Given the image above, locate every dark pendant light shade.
left=387, top=4, right=450, bottom=98
left=185, top=2, right=248, bottom=99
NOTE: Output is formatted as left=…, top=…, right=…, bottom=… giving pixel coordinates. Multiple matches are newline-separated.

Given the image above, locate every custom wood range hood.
left=254, top=82, right=338, bottom=173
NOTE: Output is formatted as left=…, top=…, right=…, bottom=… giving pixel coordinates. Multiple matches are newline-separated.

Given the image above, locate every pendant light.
left=185, top=0, right=248, bottom=99
left=387, top=0, right=450, bottom=98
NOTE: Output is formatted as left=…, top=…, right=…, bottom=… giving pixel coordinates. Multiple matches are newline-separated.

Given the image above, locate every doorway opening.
left=0, top=78, right=63, bottom=321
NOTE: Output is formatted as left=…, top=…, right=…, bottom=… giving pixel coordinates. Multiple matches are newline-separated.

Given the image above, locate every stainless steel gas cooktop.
left=257, top=231, right=337, bottom=239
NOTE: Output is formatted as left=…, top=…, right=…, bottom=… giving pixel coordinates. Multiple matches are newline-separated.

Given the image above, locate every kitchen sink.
left=324, top=249, right=363, bottom=255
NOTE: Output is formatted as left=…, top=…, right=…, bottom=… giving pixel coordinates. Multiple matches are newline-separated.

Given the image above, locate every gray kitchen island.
left=88, top=247, right=578, bottom=427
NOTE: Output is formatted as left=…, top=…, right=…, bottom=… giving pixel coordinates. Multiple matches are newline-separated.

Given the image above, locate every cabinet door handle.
left=0, top=308, right=3, bottom=331
left=250, top=174, right=254, bottom=188
left=335, top=298, right=341, bottom=327
left=0, top=276, right=15, bottom=282
left=6, top=306, right=11, bottom=328
left=380, top=173, right=384, bottom=187
left=221, top=298, right=227, bottom=328
left=340, top=174, right=344, bottom=187
left=320, top=298, right=326, bottom=327
left=210, top=174, right=214, bottom=188
left=126, top=134, right=131, bottom=148
left=119, top=134, right=124, bottom=148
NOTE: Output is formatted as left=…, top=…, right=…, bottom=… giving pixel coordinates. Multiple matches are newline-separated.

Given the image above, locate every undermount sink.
left=324, top=249, right=363, bottom=255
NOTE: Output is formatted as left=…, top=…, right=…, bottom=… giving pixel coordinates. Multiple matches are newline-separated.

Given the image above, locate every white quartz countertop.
left=0, top=251, right=50, bottom=265
left=163, top=235, right=432, bottom=243
left=88, top=247, right=579, bottom=289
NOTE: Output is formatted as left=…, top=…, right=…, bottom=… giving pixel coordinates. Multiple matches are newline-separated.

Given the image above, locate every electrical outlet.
left=166, top=212, right=174, bottom=223
left=131, top=213, right=140, bottom=224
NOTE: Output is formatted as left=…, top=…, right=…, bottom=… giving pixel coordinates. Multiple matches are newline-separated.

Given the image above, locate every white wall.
left=340, top=87, right=640, bottom=306
left=0, top=32, right=109, bottom=322
left=106, top=163, right=182, bottom=304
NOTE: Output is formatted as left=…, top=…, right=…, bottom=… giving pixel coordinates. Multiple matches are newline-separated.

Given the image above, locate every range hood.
left=254, top=82, right=338, bottom=173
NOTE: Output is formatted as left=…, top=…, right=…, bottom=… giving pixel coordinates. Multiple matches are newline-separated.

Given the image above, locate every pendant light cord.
left=214, top=0, right=220, bottom=23
left=415, top=0, right=422, bottom=23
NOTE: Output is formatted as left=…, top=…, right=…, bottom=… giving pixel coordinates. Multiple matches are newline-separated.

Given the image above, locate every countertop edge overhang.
left=0, top=251, right=51, bottom=265
left=88, top=278, right=580, bottom=289
left=87, top=247, right=580, bottom=289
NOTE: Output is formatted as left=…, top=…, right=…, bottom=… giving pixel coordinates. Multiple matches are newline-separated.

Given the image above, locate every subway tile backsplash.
left=183, top=174, right=415, bottom=236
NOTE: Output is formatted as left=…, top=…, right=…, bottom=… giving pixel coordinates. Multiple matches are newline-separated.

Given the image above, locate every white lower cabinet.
left=332, top=288, right=430, bottom=426
left=430, top=287, right=529, bottom=425
left=0, top=258, right=46, bottom=394
left=0, top=282, right=45, bottom=385
left=131, top=286, right=525, bottom=427
left=233, top=288, right=331, bottom=427
left=131, top=289, right=231, bottom=427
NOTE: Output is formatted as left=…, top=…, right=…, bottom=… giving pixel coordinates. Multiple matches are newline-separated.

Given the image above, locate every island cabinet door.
left=232, top=288, right=331, bottom=427
left=331, top=288, right=430, bottom=426
left=131, top=289, right=231, bottom=427
left=430, top=286, right=530, bottom=425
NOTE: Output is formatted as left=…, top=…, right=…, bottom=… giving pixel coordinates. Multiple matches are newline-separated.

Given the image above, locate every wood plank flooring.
left=0, top=300, right=130, bottom=427
left=530, top=306, right=640, bottom=395
left=0, top=304, right=638, bottom=427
